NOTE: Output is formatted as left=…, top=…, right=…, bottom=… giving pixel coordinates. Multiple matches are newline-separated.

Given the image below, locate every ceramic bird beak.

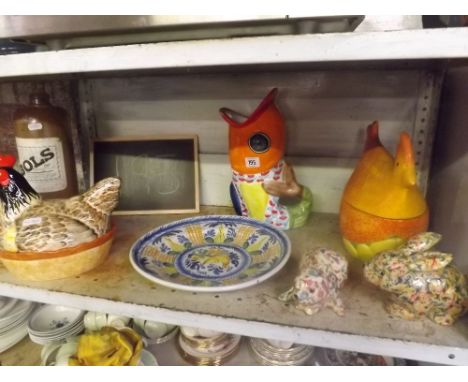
left=393, top=132, right=417, bottom=187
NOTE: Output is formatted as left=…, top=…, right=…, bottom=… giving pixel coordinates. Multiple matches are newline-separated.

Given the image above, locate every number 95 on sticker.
left=245, top=157, right=260, bottom=168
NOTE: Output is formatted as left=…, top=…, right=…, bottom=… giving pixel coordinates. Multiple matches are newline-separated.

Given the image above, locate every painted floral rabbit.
left=279, top=247, right=348, bottom=316
left=364, top=232, right=468, bottom=325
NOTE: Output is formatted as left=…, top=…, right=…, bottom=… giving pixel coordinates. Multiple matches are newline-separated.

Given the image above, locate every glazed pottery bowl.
left=130, top=215, right=291, bottom=292
left=133, top=318, right=178, bottom=345
left=0, top=227, right=115, bottom=281
left=28, top=305, right=84, bottom=334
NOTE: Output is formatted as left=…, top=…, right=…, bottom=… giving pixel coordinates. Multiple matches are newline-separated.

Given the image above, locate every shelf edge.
left=0, top=28, right=468, bottom=78
left=0, top=281, right=465, bottom=365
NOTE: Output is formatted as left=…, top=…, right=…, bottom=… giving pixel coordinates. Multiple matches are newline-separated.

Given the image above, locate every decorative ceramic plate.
left=129, top=215, right=291, bottom=292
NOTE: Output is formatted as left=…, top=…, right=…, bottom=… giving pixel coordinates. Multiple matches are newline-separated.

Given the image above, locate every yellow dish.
left=0, top=227, right=114, bottom=281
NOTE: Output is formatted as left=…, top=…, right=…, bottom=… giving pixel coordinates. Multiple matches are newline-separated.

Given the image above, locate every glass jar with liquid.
left=13, top=92, right=78, bottom=199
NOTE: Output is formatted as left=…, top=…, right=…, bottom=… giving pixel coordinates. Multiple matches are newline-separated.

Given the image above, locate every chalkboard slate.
left=91, top=137, right=199, bottom=214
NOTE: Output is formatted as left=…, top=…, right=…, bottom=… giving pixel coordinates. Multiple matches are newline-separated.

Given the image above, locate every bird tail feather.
left=364, top=121, right=382, bottom=152
left=82, top=177, right=121, bottom=215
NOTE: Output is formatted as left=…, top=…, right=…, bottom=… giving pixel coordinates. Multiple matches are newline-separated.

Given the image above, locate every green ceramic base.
left=286, top=187, right=313, bottom=229
left=342, top=236, right=405, bottom=262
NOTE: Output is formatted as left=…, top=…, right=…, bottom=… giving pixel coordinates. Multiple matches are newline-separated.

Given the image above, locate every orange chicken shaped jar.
left=0, top=154, right=120, bottom=280
left=219, top=88, right=312, bottom=230
left=339, top=121, right=429, bottom=261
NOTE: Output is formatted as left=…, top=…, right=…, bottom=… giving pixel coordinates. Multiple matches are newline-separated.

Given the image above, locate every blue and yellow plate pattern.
left=129, top=215, right=291, bottom=292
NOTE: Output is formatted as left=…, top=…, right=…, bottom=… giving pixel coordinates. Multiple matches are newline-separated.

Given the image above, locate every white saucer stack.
left=248, top=337, right=314, bottom=366
left=0, top=296, right=36, bottom=353
left=177, top=327, right=241, bottom=365
left=27, top=304, right=85, bottom=345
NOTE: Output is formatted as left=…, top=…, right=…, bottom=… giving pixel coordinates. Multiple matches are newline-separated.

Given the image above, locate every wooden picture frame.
left=90, top=136, right=199, bottom=215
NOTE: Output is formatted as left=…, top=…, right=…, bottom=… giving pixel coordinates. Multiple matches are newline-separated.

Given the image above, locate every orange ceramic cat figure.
left=340, top=121, right=429, bottom=261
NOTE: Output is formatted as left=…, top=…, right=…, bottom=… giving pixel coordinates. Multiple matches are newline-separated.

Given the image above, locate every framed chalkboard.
left=90, top=136, right=199, bottom=214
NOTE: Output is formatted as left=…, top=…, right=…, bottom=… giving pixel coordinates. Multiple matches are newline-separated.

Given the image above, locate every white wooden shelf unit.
left=0, top=28, right=467, bottom=366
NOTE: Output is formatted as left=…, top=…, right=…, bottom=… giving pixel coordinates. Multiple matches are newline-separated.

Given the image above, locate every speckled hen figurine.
left=0, top=154, right=120, bottom=252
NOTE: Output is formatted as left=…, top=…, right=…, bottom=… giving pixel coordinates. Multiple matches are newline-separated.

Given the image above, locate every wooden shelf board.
left=0, top=28, right=468, bottom=78
left=0, top=206, right=467, bottom=365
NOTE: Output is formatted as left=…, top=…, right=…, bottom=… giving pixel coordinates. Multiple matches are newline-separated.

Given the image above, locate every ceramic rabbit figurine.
left=279, top=247, right=348, bottom=316
left=340, top=121, right=429, bottom=261
left=364, top=232, right=468, bottom=325
left=219, top=88, right=312, bottom=230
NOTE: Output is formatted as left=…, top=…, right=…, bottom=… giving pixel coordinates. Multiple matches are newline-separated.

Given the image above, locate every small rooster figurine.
left=219, top=88, right=312, bottom=230
left=340, top=121, right=429, bottom=261
left=0, top=154, right=120, bottom=253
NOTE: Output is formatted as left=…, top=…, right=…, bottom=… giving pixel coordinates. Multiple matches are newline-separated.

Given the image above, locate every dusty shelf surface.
left=0, top=206, right=467, bottom=365
left=0, top=336, right=41, bottom=366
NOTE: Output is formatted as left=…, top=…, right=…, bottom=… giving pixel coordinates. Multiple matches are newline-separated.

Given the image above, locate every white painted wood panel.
left=83, top=69, right=438, bottom=212
left=0, top=70, right=435, bottom=215
left=199, top=154, right=355, bottom=214
left=0, top=28, right=468, bottom=77
left=91, top=70, right=420, bottom=158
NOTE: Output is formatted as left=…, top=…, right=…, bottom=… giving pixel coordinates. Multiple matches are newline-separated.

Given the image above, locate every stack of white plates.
left=27, top=304, right=85, bottom=345
left=0, top=296, right=36, bottom=353
left=177, top=327, right=241, bottom=365
left=248, top=337, right=314, bottom=366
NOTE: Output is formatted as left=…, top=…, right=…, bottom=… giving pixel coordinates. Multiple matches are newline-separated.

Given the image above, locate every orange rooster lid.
left=219, top=88, right=285, bottom=174
left=342, top=121, right=427, bottom=219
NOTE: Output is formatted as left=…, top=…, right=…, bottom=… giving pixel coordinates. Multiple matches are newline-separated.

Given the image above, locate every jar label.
left=15, top=137, right=67, bottom=193
left=27, top=121, right=43, bottom=131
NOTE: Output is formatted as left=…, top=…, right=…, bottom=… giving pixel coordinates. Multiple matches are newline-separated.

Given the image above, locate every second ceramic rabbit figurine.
left=219, top=88, right=312, bottom=230
left=364, top=232, right=468, bottom=325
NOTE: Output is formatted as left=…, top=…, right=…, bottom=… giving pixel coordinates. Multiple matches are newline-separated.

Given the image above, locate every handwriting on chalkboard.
left=115, top=154, right=183, bottom=196
left=91, top=137, right=199, bottom=214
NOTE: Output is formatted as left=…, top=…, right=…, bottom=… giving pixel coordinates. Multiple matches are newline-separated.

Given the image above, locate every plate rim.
left=0, top=297, right=18, bottom=317
left=139, top=349, right=159, bottom=366
left=129, top=215, right=291, bottom=293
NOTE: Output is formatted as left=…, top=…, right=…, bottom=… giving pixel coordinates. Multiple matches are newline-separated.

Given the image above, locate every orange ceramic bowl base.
left=340, top=202, right=429, bottom=261
left=0, top=227, right=115, bottom=281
